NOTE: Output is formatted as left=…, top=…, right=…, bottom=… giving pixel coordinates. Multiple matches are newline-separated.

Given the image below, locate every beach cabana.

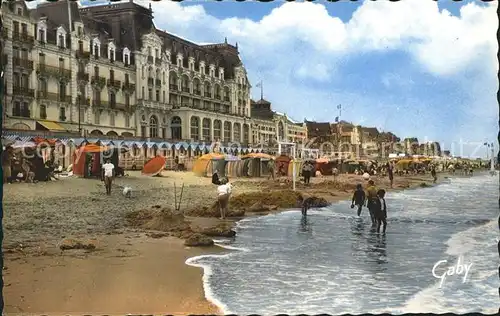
left=225, top=155, right=243, bottom=178
left=241, top=153, right=274, bottom=177
left=275, top=154, right=292, bottom=176
left=72, top=144, right=109, bottom=178
left=192, top=153, right=226, bottom=177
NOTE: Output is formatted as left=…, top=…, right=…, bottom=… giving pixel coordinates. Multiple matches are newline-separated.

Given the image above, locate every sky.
left=27, top=0, right=499, bottom=157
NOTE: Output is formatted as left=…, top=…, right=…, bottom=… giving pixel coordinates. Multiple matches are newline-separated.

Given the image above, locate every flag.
left=337, top=104, right=341, bottom=110
left=255, top=82, right=262, bottom=88
left=335, top=116, right=339, bottom=122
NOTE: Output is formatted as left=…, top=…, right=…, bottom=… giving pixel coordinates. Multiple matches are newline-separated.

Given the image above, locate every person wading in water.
left=374, top=189, right=388, bottom=234
left=366, top=180, right=378, bottom=226
left=351, top=184, right=366, bottom=217
left=102, top=159, right=115, bottom=195
left=217, top=177, right=232, bottom=219
left=387, top=162, right=394, bottom=188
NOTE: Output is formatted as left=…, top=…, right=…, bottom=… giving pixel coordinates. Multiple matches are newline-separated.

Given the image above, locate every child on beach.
left=374, top=189, right=387, bottom=234
left=351, top=184, right=366, bottom=217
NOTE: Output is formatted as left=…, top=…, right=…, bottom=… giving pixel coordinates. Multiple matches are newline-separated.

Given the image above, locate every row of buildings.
left=1, top=0, right=440, bottom=159
left=1, top=0, right=307, bottom=148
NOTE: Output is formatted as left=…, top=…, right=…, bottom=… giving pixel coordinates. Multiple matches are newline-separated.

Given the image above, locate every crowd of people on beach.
left=1, top=146, right=61, bottom=184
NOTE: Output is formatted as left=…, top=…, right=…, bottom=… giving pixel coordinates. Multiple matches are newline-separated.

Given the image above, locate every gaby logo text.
left=432, top=256, right=473, bottom=288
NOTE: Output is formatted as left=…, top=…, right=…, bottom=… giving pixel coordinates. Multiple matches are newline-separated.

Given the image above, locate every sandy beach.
left=3, top=170, right=444, bottom=314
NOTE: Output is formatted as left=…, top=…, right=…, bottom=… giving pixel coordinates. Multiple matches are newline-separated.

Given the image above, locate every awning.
left=37, top=120, right=66, bottom=131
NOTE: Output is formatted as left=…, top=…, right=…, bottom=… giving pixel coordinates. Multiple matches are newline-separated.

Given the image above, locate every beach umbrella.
left=142, top=156, right=167, bottom=177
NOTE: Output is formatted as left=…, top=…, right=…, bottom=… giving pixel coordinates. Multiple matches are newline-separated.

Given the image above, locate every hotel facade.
left=1, top=0, right=308, bottom=148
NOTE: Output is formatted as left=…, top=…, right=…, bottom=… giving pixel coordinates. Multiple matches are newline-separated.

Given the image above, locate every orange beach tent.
left=72, top=144, right=109, bottom=177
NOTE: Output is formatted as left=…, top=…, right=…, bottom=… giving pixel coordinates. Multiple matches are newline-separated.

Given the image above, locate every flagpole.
left=260, top=80, right=263, bottom=100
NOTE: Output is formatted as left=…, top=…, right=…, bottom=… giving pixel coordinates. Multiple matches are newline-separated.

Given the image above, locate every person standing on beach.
left=366, top=180, right=378, bottom=226
left=212, top=169, right=221, bottom=185
left=351, top=184, right=366, bottom=217
left=374, top=189, right=387, bottom=234
left=268, top=158, right=276, bottom=180
left=387, top=162, right=394, bottom=188
left=102, top=159, right=115, bottom=195
left=431, top=165, right=437, bottom=183
left=217, top=177, right=232, bottom=219
left=2, top=146, right=13, bottom=184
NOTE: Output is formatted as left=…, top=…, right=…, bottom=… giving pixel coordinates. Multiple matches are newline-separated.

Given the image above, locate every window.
left=13, top=21, right=20, bottom=34
left=13, top=102, right=29, bottom=117
left=125, top=74, right=129, bottom=84
left=155, top=49, right=159, bottom=59
left=223, top=121, right=231, bottom=143
left=213, top=120, right=221, bottom=141
left=39, top=53, right=45, bottom=64
left=21, top=23, right=27, bottom=35
left=59, top=81, right=66, bottom=99
left=149, top=116, right=158, bottom=138
left=40, top=105, right=47, bottom=119
left=125, top=94, right=130, bottom=108
left=156, top=90, right=160, bottom=102
left=123, top=47, right=130, bottom=65
left=38, top=78, right=47, bottom=92
left=148, top=88, right=153, bottom=100
left=78, top=40, right=83, bottom=52
left=58, top=33, right=65, bottom=48
left=93, top=89, right=101, bottom=105
left=163, top=91, right=165, bottom=103
left=94, top=110, right=100, bottom=124
left=93, top=44, right=99, bottom=57
left=109, top=49, right=115, bottom=62
left=110, top=70, right=114, bottom=81
left=110, top=112, right=115, bottom=126
left=38, top=29, right=45, bottom=43
left=141, top=126, right=146, bottom=137
left=171, top=116, right=182, bottom=140
left=59, top=107, right=66, bottom=121
left=147, top=47, right=152, bottom=56
left=110, top=92, right=116, bottom=107
left=79, top=108, right=85, bottom=123
left=202, top=118, right=211, bottom=141
left=162, top=127, right=166, bottom=139
left=94, top=66, right=99, bottom=77
left=78, top=26, right=83, bottom=36
left=59, top=58, right=64, bottom=69
left=190, top=117, right=200, bottom=141
left=125, top=114, right=130, bottom=127
left=17, top=8, right=23, bottom=15
left=142, top=87, right=145, bottom=99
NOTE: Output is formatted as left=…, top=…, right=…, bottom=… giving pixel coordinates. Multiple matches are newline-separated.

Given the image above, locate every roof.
left=31, top=0, right=82, bottom=32
left=305, top=121, right=332, bottom=135
left=362, top=127, right=380, bottom=136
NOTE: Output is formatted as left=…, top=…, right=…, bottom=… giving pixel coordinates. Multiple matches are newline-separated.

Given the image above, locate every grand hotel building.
left=1, top=0, right=307, bottom=148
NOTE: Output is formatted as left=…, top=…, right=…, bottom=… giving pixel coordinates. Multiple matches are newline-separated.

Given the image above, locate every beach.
left=3, top=170, right=445, bottom=314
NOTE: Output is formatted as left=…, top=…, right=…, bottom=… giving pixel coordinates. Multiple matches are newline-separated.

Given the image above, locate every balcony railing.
left=147, top=77, right=154, bottom=85
left=155, top=79, right=161, bottom=86
left=107, top=79, right=122, bottom=89
left=12, top=32, right=34, bottom=45
left=147, top=56, right=154, bottom=64
left=75, top=50, right=91, bottom=60
left=170, top=84, right=178, bottom=91
left=37, top=91, right=71, bottom=103
left=13, top=57, right=34, bottom=70
left=13, top=87, right=35, bottom=98
left=91, top=76, right=106, bottom=88
left=122, top=82, right=136, bottom=92
left=182, top=86, right=190, bottom=93
left=77, top=72, right=89, bottom=82
left=37, top=64, right=71, bottom=80
left=194, top=89, right=201, bottom=95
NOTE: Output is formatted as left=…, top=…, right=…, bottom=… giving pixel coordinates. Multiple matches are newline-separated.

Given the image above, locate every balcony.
left=91, top=76, right=106, bottom=89
left=194, top=89, right=201, bottom=95
left=37, top=64, right=71, bottom=81
left=13, top=87, right=35, bottom=98
left=147, top=56, right=154, bottom=64
left=12, top=32, right=34, bottom=45
left=75, top=50, right=91, bottom=60
left=77, top=72, right=89, bottom=82
left=37, top=91, right=71, bottom=103
left=13, top=57, right=34, bottom=70
left=122, top=82, right=136, bottom=93
left=155, top=79, right=162, bottom=86
left=107, top=79, right=122, bottom=90
left=12, top=109, right=31, bottom=118
left=169, top=84, right=178, bottom=91
left=147, top=77, right=154, bottom=86
left=2, top=28, right=8, bottom=39
left=182, top=86, right=190, bottom=93
left=111, top=102, right=127, bottom=110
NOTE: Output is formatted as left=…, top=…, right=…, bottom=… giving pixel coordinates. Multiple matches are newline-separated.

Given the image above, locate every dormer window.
left=108, top=42, right=116, bottom=62
left=177, top=55, right=182, bottom=67
left=92, top=38, right=101, bottom=58
left=37, top=21, right=47, bottom=43
left=219, top=68, right=224, bottom=80
left=123, top=47, right=131, bottom=65
left=209, top=65, right=215, bottom=77
left=17, top=8, right=23, bottom=16
left=56, top=27, right=67, bottom=48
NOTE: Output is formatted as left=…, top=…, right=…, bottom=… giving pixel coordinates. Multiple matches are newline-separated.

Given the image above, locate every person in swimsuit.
left=351, top=184, right=366, bottom=216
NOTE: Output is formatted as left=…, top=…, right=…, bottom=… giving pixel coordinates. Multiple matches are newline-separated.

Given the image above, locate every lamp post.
left=77, top=90, right=82, bottom=136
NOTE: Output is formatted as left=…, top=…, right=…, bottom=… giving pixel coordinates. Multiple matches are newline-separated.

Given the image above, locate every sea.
left=186, top=173, right=499, bottom=314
